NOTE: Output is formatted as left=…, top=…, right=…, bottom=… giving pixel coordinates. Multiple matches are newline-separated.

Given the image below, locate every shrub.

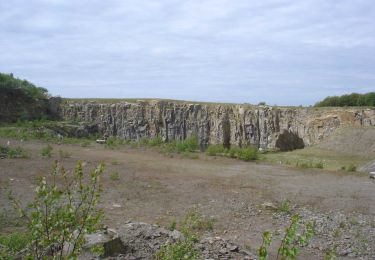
left=237, top=147, right=258, bottom=161
left=41, top=144, right=53, bottom=157
left=8, top=161, right=105, bottom=258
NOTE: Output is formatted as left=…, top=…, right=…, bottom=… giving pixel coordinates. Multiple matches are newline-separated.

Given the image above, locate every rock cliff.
left=59, top=100, right=375, bottom=150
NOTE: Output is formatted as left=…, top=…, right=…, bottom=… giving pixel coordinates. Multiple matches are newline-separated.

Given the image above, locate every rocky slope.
left=59, top=101, right=375, bottom=150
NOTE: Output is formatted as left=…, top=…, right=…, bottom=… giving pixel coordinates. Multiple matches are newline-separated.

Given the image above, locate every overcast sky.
left=0, top=0, right=374, bottom=105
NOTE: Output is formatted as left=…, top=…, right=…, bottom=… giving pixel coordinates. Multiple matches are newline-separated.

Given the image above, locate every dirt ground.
left=1, top=138, right=375, bottom=259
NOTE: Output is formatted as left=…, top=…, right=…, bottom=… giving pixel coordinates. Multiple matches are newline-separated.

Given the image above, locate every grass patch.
left=205, top=144, right=226, bottom=156
left=0, top=145, right=29, bottom=159
left=205, top=144, right=258, bottom=161
left=0, top=124, right=96, bottom=145
left=260, top=146, right=367, bottom=171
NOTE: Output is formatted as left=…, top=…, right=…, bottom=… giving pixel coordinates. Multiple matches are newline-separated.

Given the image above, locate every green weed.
left=41, top=144, right=53, bottom=157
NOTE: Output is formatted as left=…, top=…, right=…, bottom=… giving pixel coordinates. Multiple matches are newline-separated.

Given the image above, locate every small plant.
left=41, top=144, right=53, bottom=157
left=156, top=210, right=214, bottom=260
left=110, top=171, right=120, bottom=181
left=257, top=214, right=315, bottom=260
left=156, top=211, right=204, bottom=260
left=258, top=231, right=272, bottom=260
left=183, top=210, right=215, bottom=232
left=276, top=215, right=315, bottom=260
left=278, top=199, right=291, bottom=214
left=168, top=220, right=177, bottom=231
left=58, top=149, right=71, bottom=158
left=8, top=161, right=105, bottom=259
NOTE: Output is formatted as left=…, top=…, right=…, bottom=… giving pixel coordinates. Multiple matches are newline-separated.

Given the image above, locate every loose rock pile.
left=80, top=222, right=256, bottom=259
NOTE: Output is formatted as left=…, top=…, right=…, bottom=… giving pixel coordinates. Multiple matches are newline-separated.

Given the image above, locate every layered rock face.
left=59, top=101, right=375, bottom=150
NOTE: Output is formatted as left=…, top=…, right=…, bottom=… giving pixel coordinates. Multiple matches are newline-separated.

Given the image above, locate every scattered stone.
left=80, top=222, right=256, bottom=259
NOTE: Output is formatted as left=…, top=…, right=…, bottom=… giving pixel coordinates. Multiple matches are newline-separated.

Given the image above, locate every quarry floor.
left=1, top=138, right=375, bottom=259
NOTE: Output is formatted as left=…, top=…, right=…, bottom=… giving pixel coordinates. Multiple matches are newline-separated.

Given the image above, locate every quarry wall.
left=59, top=101, right=375, bottom=150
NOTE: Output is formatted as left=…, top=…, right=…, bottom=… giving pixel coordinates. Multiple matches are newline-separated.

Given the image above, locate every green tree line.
left=315, top=92, right=375, bottom=107
left=0, top=72, right=52, bottom=122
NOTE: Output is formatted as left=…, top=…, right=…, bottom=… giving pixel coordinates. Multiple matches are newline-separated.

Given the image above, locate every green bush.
left=278, top=199, right=291, bottom=214
left=237, top=147, right=258, bottom=161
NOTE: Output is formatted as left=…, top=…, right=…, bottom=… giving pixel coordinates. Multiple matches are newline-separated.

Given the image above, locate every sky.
left=0, top=0, right=374, bottom=105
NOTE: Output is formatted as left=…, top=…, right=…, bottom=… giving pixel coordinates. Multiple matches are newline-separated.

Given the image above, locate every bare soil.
left=1, top=138, right=375, bottom=259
